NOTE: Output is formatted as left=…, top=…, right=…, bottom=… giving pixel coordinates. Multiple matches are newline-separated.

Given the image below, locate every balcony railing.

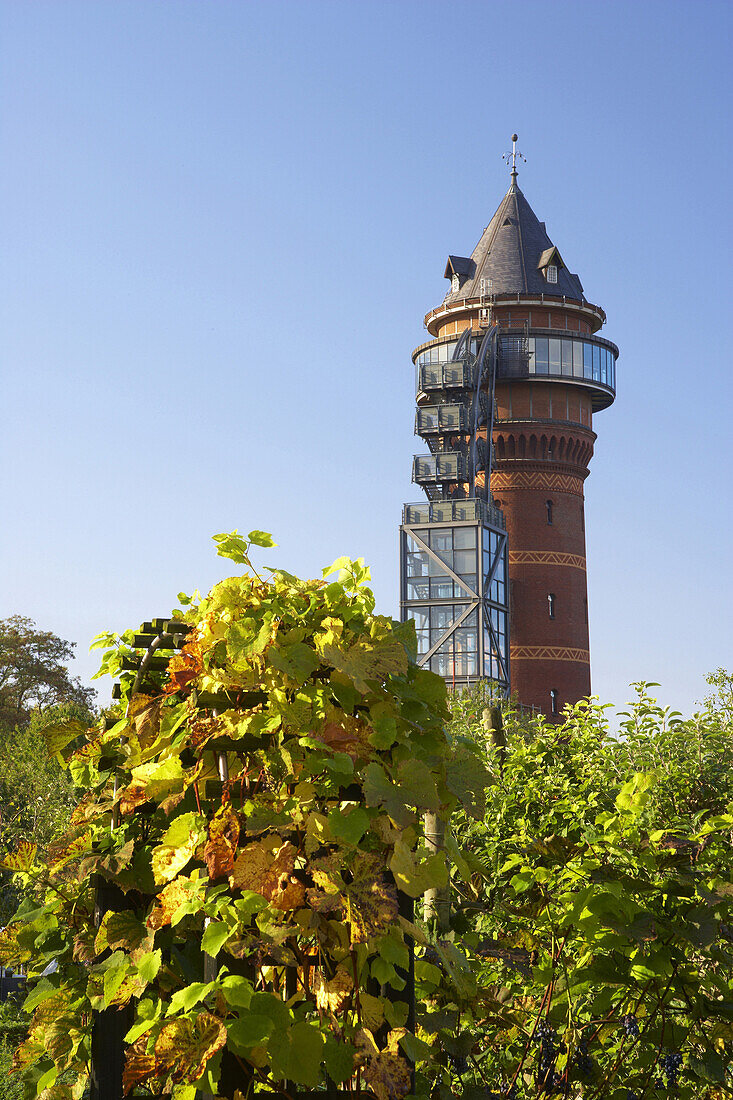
left=412, top=452, right=467, bottom=484
left=418, top=361, right=474, bottom=393
left=402, top=498, right=505, bottom=529
left=415, top=404, right=470, bottom=436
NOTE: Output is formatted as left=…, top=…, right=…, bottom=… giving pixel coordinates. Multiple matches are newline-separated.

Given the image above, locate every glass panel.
left=405, top=551, right=429, bottom=577
left=431, top=605, right=455, bottom=631
left=453, top=549, right=475, bottom=573
left=583, top=342, right=593, bottom=379
left=416, top=630, right=429, bottom=655
left=406, top=578, right=429, bottom=599
left=573, top=340, right=584, bottom=377
left=593, top=344, right=601, bottom=381
left=430, top=530, right=451, bottom=552
left=561, top=339, right=573, bottom=375
left=535, top=337, right=548, bottom=373
left=458, top=574, right=477, bottom=593
left=453, top=527, right=476, bottom=549
left=428, top=551, right=447, bottom=576
left=411, top=607, right=429, bottom=631
left=430, top=578, right=453, bottom=599
left=549, top=338, right=561, bottom=373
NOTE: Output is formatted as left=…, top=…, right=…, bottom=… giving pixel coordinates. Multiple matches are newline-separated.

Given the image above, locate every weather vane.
left=502, top=133, right=526, bottom=180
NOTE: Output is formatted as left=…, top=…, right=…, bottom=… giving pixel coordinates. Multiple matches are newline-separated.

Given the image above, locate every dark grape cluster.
left=660, top=1050, right=683, bottom=1085
left=574, top=1036, right=593, bottom=1076
left=535, top=1022, right=559, bottom=1093
left=620, top=1013, right=640, bottom=1039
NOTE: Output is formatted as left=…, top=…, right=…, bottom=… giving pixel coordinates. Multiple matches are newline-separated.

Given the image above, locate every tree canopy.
left=0, top=616, right=95, bottom=728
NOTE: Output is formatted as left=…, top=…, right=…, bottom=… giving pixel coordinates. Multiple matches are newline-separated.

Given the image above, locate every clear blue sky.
left=1, top=0, right=731, bottom=716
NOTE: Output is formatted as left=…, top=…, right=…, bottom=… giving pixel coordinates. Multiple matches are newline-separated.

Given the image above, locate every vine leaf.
left=154, top=1011, right=227, bottom=1084
left=204, top=802, right=241, bottom=880
left=0, top=840, right=37, bottom=872
left=122, top=1039, right=156, bottom=1096
left=314, top=966, right=353, bottom=1012
left=389, top=840, right=448, bottom=899
left=355, top=1028, right=412, bottom=1100
left=151, top=813, right=207, bottom=885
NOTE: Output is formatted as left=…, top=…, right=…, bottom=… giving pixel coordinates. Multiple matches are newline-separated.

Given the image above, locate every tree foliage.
left=0, top=617, right=95, bottom=728
left=422, top=679, right=733, bottom=1098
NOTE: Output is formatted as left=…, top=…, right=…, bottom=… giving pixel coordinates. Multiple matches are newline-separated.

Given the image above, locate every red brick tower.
left=419, top=139, right=617, bottom=718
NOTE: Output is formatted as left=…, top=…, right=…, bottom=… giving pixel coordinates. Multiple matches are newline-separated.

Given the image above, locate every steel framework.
left=400, top=326, right=510, bottom=694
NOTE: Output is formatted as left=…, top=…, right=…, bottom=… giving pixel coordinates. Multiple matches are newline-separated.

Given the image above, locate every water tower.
left=400, top=138, right=617, bottom=718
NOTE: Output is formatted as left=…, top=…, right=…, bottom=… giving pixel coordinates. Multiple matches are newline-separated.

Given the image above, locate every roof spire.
left=502, top=133, right=526, bottom=185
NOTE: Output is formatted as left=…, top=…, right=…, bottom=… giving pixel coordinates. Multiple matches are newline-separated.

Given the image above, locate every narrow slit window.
left=548, top=593, right=556, bottom=619
left=546, top=499, right=553, bottom=525
left=550, top=689, right=559, bottom=715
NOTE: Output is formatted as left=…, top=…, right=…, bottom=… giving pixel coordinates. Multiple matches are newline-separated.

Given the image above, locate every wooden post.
left=423, top=813, right=450, bottom=933
left=483, top=704, right=505, bottom=773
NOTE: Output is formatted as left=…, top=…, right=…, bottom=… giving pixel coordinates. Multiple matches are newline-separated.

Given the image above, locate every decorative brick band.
left=492, top=471, right=584, bottom=495
left=510, top=646, right=590, bottom=663
left=509, top=551, right=586, bottom=571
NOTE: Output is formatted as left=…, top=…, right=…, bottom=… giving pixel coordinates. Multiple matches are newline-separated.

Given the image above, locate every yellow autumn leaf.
left=154, top=1011, right=227, bottom=1084
left=313, top=965, right=352, bottom=1012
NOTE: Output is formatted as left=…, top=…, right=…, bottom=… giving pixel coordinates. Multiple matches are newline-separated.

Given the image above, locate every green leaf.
left=167, top=982, right=217, bottom=1016
left=136, top=949, right=162, bottom=984
left=220, top=974, right=254, bottom=1008
left=103, top=954, right=130, bottom=1007
left=363, top=762, right=414, bottom=826
left=328, top=806, right=370, bottom=846
left=201, top=921, right=230, bottom=958
left=125, top=997, right=162, bottom=1042
left=226, top=1013, right=274, bottom=1051
left=269, top=1019, right=325, bottom=1087
left=22, top=978, right=58, bottom=1013
left=395, top=759, right=440, bottom=812
left=324, top=1036, right=356, bottom=1083
left=247, top=529, right=277, bottom=548
left=389, top=840, right=448, bottom=898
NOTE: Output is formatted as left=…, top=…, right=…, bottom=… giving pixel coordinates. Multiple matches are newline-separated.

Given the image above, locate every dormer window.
left=538, top=246, right=563, bottom=285
left=451, top=273, right=460, bottom=293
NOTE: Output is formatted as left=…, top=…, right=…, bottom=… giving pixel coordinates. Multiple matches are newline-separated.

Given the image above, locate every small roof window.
left=546, top=265, right=557, bottom=284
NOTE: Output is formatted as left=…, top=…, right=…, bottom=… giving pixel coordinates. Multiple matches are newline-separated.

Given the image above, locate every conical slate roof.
left=443, top=180, right=585, bottom=303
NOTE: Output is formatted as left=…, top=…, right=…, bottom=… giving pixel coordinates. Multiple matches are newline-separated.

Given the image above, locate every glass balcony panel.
left=593, top=344, right=601, bottom=381
left=417, top=410, right=439, bottom=432
left=562, top=339, right=573, bottom=375
left=584, top=342, right=593, bottom=379
left=549, top=339, right=561, bottom=373
left=535, top=337, right=549, bottom=373
left=573, top=340, right=584, bottom=377
left=431, top=504, right=452, bottom=523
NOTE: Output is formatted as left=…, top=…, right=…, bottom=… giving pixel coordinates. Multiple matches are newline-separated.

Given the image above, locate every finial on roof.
left=502, top=133, right=526, bottom=184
